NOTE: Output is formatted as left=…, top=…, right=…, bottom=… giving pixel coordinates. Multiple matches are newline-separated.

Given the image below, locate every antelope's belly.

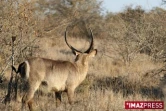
left=43, top=78, right=67, bottom=92
left=43, top=72, right=68, bottom=92
left=51, top=84, right=66, bottom=92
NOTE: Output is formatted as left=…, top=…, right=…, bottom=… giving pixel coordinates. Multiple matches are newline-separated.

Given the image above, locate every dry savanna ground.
left=0, top=35, right=166, bottom=111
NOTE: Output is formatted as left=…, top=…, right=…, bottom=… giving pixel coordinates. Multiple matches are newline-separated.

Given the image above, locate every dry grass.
left=0, top=87, right=163, bottom=111
left=0, top=36, right=165, bottom=111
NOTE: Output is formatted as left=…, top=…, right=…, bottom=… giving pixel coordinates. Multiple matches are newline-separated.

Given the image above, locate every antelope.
left=13, top=28, right=97, bottom=111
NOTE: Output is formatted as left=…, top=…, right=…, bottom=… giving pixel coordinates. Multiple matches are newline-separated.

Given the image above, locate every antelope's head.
left=65, top=28, right=97, bottom=65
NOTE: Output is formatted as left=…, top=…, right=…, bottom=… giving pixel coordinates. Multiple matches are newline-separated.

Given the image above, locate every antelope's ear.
left=88, top=49, right=97, bottom=57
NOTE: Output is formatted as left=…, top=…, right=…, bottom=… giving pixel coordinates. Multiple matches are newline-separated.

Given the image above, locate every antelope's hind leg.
left=22, top=81, right=41, bottom=111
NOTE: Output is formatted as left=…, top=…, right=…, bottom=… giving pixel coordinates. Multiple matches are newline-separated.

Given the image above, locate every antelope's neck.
left=75, top=63, right=89, bottom=82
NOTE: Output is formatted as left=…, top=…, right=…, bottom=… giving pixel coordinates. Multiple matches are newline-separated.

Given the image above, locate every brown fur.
left=14, top=28, right=97, bottom=111
left=16, top=49, right=97, bottom=111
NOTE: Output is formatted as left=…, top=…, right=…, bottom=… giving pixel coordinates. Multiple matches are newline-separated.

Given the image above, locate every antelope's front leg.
left=55, top=91, right=62, bottom=107
left=67, top=87, right=75, bottom=105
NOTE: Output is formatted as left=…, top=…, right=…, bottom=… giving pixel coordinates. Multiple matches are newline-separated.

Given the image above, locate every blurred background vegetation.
left=0, top=0, right=166, bottom=65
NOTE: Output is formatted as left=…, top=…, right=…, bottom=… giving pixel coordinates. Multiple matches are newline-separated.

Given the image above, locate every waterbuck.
left=13, top=28, right=97, bottom=111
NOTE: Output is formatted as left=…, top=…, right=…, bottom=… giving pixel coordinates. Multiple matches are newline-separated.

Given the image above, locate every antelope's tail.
left=12, top=61, right=30, bottom=79
left=12, top=65, right=17, bottom=73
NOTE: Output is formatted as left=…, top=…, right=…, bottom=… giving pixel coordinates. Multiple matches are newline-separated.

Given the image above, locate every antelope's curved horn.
left=65, top=27, right=82, bottom=53
left=84, top=28, right=94, bottom=53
